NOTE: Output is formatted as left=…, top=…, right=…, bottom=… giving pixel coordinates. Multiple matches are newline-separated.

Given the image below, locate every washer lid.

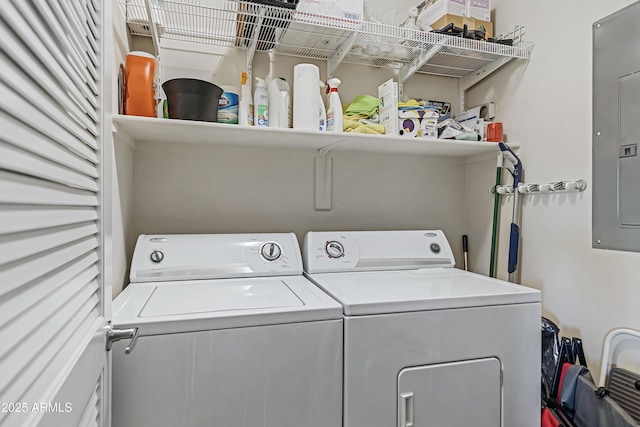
left=139, top=280, right=303, bottom=317
left=113, top=275, right=342, bottom=335
left=305, top=268, right=541, bottom=315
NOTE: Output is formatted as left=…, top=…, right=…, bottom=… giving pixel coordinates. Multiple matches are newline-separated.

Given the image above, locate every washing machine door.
left=397, top=358, right=502, bottom=427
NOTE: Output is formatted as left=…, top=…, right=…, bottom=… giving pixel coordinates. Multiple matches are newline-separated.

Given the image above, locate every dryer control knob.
left=325, top=241, right=345, bottom=258
left=150, top=250, right=164, bottom=264
left=260, top=242, right=282, bottom=261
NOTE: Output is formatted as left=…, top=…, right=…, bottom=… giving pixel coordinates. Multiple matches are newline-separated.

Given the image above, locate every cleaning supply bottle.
left=326, top=78, right=343, bottom=133
left=254, top=77, right=268, bottom=127
left=318, top=80, right=326, bottom=131
left=268, top=77, right=290, bottom=128
left=239, top=71, right=253, bottom=126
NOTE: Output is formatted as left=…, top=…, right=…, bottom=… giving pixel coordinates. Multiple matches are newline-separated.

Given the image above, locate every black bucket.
left=162, top=78, right=223, bottom=122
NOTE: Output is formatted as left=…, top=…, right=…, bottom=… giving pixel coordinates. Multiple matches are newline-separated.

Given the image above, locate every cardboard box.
left=468, top=0, right=491, bottom=22
left=399, top=109, right=439, bottom=138
left=431, top=14, right=493, bottom=38
left=378, top=79, right=399, bottom=136
left=417, top=0, right=468, bottom=28
left=296, top=0, right=363, bottom=22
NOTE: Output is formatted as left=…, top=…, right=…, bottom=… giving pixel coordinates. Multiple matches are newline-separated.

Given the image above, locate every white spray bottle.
left=318, top=80, right=326, bottom=131
left=326, top=78, right=343, bottom=133
left=254, top=77, right=269, bottom=127
left=239, top=71, right=253, bottom=126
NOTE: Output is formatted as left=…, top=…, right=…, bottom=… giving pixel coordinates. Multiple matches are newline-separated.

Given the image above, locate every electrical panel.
left=593, top=2, right=640, bottom=251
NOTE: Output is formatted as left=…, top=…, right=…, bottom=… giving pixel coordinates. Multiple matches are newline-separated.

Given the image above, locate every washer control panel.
left=303, top=230, right=455, bottom=274
left=130, top=233, right=302, bottom=283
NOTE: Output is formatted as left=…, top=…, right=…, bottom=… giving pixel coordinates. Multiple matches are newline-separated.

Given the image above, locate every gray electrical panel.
left=593, top=2, right=640, bottom=251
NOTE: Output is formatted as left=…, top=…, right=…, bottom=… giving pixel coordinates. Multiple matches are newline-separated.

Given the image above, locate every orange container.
left=125, top=51, right=157, bottom=117
left=486, top=122, right=504, bottom=142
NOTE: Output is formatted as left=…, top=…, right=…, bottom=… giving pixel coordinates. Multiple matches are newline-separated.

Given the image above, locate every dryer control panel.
left=303, top=230, right=455, bottom=274
left=130, top=233, right=302, bottom=282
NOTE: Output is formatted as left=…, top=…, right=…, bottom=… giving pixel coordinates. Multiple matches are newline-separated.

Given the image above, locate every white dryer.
left=112, top=233, right=343, bottom=427
left=303, top=230, right=542, bottom=427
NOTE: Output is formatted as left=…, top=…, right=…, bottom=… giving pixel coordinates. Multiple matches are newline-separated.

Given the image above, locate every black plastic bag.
left=542, top=317, right=560, bottom=399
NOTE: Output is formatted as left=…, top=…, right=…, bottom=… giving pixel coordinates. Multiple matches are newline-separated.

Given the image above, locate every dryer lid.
left=305, top=268, right=541, bottom=315
left=113, top=275, right=342, bottom=335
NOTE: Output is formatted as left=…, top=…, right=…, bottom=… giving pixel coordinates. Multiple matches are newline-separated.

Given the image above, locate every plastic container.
left=293, top=64, right=320, bottom=130
left=239, top=72, right=254, bottom=126
left=217, top=85, right=240, bottom=124
left=487, top=122, right=503, bottom=142
left=326, top=78, right=343, bottom=132
left=162, top=78, right=223, bottom=122
left=125, top=51, right=158, bottom=117
left=254, top=77, right=269, bottom=127
left=268, top=77, right=291, bottom=128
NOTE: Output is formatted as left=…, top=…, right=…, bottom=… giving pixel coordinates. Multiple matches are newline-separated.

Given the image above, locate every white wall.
left=466, top=0, right=640, bottom=379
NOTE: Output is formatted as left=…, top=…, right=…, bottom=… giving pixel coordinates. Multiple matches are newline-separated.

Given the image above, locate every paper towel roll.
left=293, top=64, right=320, bottom=130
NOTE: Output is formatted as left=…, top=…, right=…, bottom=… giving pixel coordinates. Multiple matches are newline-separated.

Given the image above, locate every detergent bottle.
left=254, top=77, right=268, bottom=127
left=326, top=78, right=343, bottom=133
left=268, top=77, right=290, bottom=128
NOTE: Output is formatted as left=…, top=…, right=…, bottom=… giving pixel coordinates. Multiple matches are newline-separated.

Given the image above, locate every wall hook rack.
left=490, top=179, right=587, bottom=195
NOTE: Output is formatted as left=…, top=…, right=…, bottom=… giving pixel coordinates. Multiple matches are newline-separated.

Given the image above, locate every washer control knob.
left=150, top=250, right=164, bottom=264
left=261, top=242, right=282, bottom=261
left=430, top=243, right=441, bottom=254
left=325, top=241, right=345, bottom=259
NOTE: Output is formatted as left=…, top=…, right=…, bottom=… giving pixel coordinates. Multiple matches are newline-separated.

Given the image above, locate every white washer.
left=303, top=230, right=542, bottom=427
left=112, top=233, right=343, bottom=427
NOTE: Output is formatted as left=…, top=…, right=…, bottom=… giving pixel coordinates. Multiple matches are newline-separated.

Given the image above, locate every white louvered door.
left=0, top=0, right=112, bottom=426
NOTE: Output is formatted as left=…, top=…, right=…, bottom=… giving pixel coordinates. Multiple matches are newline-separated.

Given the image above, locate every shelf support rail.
left=398, top=38, right=445, bottom=84
left=315, top=140, right=345, bottom=211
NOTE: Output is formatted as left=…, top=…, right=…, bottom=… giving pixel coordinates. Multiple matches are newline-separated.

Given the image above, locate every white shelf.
left=118, top=0, right=532, bottom=82
left=113, top=115, right=515, bottom=157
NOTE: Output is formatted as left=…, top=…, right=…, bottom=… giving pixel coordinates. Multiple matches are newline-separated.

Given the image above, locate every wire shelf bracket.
left=327, top=31, right=358, bottom=77
left=398, top=39, right=446, bottom=84
left=462, top=55, right=512, bottom=91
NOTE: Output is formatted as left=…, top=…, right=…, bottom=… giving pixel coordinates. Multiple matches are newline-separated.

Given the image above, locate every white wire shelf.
left=118, top=0, right=533, bottom=82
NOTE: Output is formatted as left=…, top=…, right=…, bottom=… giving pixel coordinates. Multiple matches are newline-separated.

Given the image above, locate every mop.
left=498, top=143, right=523, bottom=283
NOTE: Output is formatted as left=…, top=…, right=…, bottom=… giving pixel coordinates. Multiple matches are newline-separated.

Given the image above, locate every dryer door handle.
left=400, top=392, right=414, bottom=427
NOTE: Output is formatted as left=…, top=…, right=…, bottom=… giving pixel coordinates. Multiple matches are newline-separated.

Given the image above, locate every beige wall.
left=466, top=0, right=640, bottom=379
left=131, top=142, right=467, bottom=268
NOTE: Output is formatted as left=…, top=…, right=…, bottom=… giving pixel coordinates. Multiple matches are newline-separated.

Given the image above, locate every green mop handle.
left=489, top=153, right=503, bottom=278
